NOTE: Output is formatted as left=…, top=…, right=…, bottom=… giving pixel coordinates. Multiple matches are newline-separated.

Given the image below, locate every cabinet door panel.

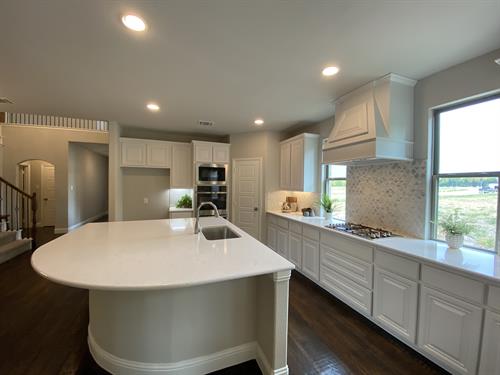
left=418, top=286, right=482, bottom=375
left=302, top=238, right=319, bottom=281
left=290, top=139, right=304, bottom=191
left=171, top=144, right=193, bottom=188
left=212, top=144, right=230, bottom=163
left=194, top=143, right=213, bottom=163
left=479, top=310, right=500, bottom=375
left=289, top=232, right=302, bottom=269
left=267, top=225, right=277, bottom=252
left=147, top=143, right=171, bottom=168
left=373, top=267, right=417, bottom=343
left=280, top=143, right=291, bottom=189
left=276, top=228, right=289, bottom=259
left=121, top=141, right=146, bottom=166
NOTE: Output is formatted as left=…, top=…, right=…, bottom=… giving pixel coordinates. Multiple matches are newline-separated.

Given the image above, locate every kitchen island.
left=31, top=217, right=294, bottom=375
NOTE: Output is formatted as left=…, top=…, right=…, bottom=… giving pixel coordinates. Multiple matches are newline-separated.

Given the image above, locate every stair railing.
left=0, top=176, right=37, bottom=248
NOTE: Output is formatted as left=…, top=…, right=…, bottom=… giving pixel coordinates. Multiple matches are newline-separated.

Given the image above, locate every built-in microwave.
left=196, top=163, right=227, bottom=185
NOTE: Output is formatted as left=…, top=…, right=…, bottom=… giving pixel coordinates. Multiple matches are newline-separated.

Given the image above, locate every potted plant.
left=176, top=194, right=192, bottom=209
left=318, top=194, right=336, bottom=221
left=440, top=209, right=471, bottom=249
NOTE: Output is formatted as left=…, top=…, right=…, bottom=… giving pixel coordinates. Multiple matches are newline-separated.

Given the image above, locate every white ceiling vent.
left=0, top=97, right=14, bottom=104
left=198, top=120, right=215, bottom=127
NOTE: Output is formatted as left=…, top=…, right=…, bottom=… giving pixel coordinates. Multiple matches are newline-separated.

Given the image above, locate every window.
left=432, top=95, right=500, bottom=252
left=324, top=165, right=347, bottom=220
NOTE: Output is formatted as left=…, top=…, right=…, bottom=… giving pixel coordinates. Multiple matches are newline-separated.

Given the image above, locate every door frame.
left=41, top=163, right=55, bottom=227
left=231, top=157, right=263, bottom=240
left=16, top=162, right=31, bottom=194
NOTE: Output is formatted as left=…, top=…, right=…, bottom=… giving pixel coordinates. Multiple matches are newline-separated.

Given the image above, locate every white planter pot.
left=324, top=211, right=333, bottom=221
left=445, top=233, right=464, bottom=249
left=16, top=229, right=23, bottom=240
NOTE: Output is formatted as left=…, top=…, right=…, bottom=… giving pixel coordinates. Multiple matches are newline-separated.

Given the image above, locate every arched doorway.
left=17, top=160, right=56, bottom=230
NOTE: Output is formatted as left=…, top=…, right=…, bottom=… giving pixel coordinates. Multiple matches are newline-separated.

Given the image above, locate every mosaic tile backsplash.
left=346, top=160, right=427, bottom=238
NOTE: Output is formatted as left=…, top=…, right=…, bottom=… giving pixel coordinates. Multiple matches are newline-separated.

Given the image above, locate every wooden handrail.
left=0, top=176, right=34, bottom=199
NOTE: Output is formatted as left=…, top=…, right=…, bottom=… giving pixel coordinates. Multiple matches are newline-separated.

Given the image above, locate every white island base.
left=31, top=218, right=294, bottom=375
left=88, top=271, right=291, bottom=375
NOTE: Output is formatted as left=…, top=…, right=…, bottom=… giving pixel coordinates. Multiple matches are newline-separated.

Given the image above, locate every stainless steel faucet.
left=194, top=202, right=220, bottom=234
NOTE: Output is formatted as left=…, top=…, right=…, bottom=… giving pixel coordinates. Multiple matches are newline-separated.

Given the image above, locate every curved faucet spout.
left=194, top=202, right=220, bottom=234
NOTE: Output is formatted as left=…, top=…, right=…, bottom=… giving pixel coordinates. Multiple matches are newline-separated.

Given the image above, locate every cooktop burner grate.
left=324, top=222, right=393, bottom=240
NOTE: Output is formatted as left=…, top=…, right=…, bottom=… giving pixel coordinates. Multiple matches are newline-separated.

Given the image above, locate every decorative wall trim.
left=2, top=113, right=108, bottom=132
left=89, top=329, right=266, bottom=375
left=256, top=344, right=289, bottom=375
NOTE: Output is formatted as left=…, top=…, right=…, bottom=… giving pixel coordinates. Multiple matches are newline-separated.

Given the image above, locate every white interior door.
left=232, top=158, right=262, bottom=240
left=41, top=164, right=56, bottom=226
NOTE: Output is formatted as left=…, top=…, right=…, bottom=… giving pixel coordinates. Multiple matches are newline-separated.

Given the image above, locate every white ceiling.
left=1, top=0, right=500, bottom=135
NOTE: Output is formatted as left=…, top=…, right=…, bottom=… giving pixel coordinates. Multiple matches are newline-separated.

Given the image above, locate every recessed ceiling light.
left=254, top=118, right=264, bottom=126
left=495, top=58, right=500, bottom=66
left=322, top=66, right=340, bottom=77
left=147, top=103, right=160, bottom=111
left=122, top=14, right=146, bottom=32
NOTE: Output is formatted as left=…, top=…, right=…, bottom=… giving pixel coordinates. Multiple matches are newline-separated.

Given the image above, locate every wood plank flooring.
left=0, top=227, right=449, bottom=375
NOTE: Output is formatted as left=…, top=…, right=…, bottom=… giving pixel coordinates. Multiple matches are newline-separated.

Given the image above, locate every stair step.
left=0, top=239, right=32, bottom=265
left=0, top=231, right=17, bottom=246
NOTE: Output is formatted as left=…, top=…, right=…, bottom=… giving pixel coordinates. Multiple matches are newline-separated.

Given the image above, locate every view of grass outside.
left=434, top=96, right=500, bottom=252
left=436, top=178, right=498, bottom=250
left=328, top=179, right=346, bottom=220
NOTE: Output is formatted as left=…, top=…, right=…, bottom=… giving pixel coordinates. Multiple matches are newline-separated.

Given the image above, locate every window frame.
left=323, top=164, right=347, bottom=220
left=431, top=94, right=500, bottom=253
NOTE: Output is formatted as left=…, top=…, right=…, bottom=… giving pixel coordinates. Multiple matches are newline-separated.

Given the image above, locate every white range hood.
left=322, top=73, right=417, bottom=165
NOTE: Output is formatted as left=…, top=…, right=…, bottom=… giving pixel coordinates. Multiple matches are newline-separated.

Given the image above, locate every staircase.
left=0, top=230, right=31, bottom=264
left=0, top=176, right=37, bottom=265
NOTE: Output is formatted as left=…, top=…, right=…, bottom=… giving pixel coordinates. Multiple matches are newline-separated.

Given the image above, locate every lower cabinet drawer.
left=321, top=244, right=373, bottom=289
left=418, top=286, right=482, bottom=375
left=320, top=265, right=372, bottom=316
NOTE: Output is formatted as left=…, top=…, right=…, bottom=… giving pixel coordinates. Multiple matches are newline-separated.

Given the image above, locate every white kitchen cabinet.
left=121, top=139, right=146, bottom=167
left=289, top=232, right=302, bottom=269
left=193, top=141, right=230, bottom=164
left=276, top=228, right=289, bottom=259
left=479, top=310, right=500, bottom=375
left=279, top=133, right=319, bottom=192
left=171, top=143, right=193, bottom=188
left=302, top=238, right=320, bottom=281
left=373, top=267, right=418, bottom=343
left=147, top=142, right=171, bottom=168
left=212, top=144, right=230, bottom=163
left=280, top=142, right=291, bottom=189
left=418, top=286, right=482, bottom=375
left=267, top=224, right=277, bottom=252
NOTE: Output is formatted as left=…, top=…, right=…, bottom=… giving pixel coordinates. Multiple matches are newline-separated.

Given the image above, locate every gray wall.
left=122, top=168, right=170, bottom=221
left=229, top=130, right=281, bottom=240
left=68, top=143, right=108, bottom=228
left=1, top=125, right=108, bottom=231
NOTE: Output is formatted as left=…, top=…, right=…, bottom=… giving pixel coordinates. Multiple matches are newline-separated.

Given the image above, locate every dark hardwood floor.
left=0, top=227, right=449, bottom=375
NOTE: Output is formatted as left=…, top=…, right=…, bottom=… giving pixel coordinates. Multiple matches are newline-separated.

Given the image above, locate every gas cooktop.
left=324, top=222, right=393, bottom=240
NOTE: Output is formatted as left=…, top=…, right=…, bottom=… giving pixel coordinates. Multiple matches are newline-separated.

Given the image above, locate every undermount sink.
left=201, top=226, right=241, bottom=241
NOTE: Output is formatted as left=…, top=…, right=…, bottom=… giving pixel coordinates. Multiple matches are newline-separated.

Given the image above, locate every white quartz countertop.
left=31, top=217, right=294, bottom=291
left=268, top=211, right=500, bottom=283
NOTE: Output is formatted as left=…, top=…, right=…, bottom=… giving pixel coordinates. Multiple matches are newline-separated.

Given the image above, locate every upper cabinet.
left=323, top=73, right=417, bottom=165
left=193, top=141, right=230, bottom=164
left=120, top=137, right=193, bottom=187
left=121, top=138, right=171, bottom=168
left=280, top=133, right=319, bottom=192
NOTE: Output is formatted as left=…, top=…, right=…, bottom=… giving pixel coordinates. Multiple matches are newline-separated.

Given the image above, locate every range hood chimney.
left=322, top=73, right=417, bottom=165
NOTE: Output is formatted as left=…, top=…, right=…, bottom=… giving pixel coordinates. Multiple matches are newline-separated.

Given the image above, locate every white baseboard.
left=256, top=345, right=289, bottom=375
left=88, top=328, right=266, bottom=375
left=55, top=211, right=108, bottom=234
